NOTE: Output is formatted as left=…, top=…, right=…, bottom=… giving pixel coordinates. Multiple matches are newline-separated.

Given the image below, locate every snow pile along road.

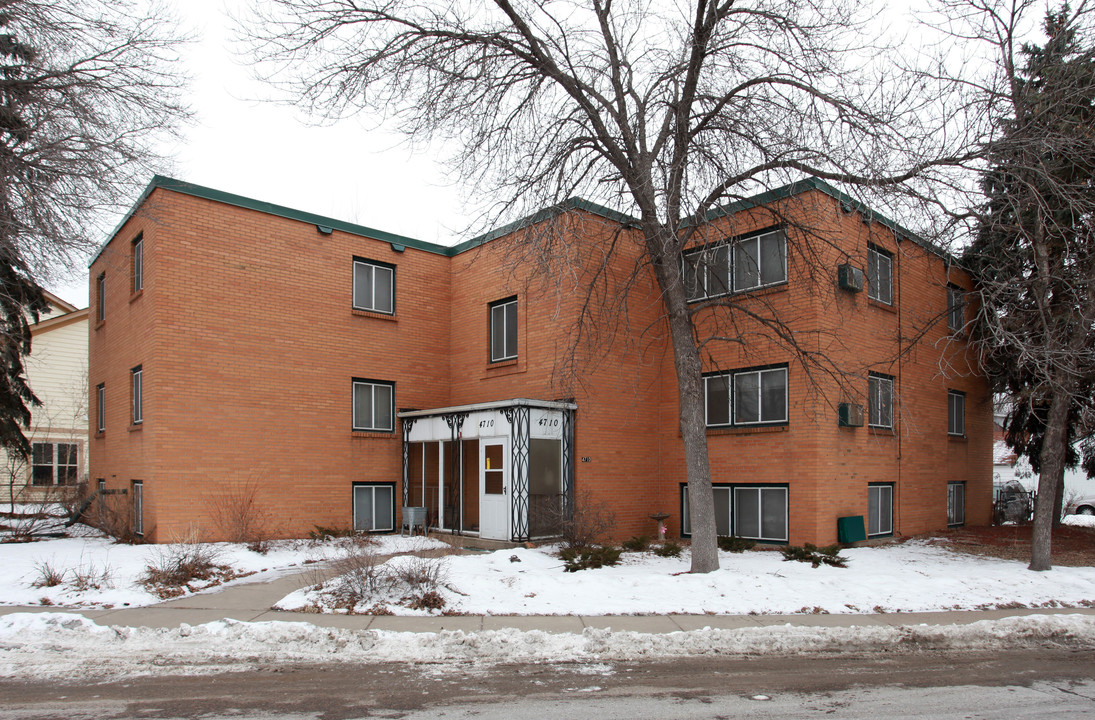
left=1, top=612, right=1094, bottom=680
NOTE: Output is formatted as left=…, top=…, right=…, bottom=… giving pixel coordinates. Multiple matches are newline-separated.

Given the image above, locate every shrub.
left=652, top=541, right=683, bottom=558
left=205, top=477, right=275, bottom=551
left=780, top=543, right=848, bottom=568
left=140, top=530, right=234, bottom=598
left=559, top=544, right=621, bottom=572
left=558, top=489, right=616, bottom=551
left=621, top=535, right=651, bottom=552
left=717, top=535, right=756, bottom=553
left=31, top=560, right=65, bottom=587
left=70, top=560, right=115, bottom=592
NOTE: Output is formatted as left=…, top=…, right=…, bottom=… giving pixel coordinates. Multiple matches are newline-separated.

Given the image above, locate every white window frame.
left=683, top=230, right=787, bottom=301
left=868, top=373, right=894, bottom=429
left=947, top=481, right=965, bottom=527
left=868, top=483, right=893, bottom=536
left=948, top=390, right=965, bottom=436
left=867, top=245, right=893, bottom=305
left=131, top=366, right=143, bottom=425
left=704, top=365, right=788, bottom=427
left=490, top=297, right=518, bottom=362
left=947, top=285, right=965, bottom=333
left=96, top=383, right=105, bottom=433
left=352, top=258, right=395, bottom=314
left=352, top=380, right=394, bottom=432
left=96, top=273, right=105, bottom=323
left=353, top=483, right=395, bottom=532
left=31, top=442, right=80, bottom=486
left=132, top=235, right=143, bottom=293
left=132, top=480, right=144, bottom=536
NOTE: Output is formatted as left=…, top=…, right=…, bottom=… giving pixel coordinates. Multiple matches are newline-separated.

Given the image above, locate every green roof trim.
left=92, top=175, right=451, bottom=265
left=698, top=176, right=952, bottom=261
left=449, top=197, right=639, bottom=255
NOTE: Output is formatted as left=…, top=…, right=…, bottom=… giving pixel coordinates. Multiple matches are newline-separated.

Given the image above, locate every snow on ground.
left=1, top=611, right=1094, bottom=680
left=276, top=541, right=1095, bottom=616
left=0, top=532, right=447, bottom=608
left=1064, top=514, right=1095, bottom=528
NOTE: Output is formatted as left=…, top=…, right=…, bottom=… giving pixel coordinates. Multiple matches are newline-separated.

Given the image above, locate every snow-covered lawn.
left=276, top=540, right=1095, bottom=616
left=0, top=531, right=446, bottom=608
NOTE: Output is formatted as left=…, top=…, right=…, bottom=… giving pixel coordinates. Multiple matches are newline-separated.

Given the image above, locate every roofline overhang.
left=398, top=397, right=577, bottom=420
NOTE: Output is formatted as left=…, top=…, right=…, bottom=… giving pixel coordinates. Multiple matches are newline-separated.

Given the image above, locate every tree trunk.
left=1052, top=468, right=1066, bottom=527
left=1029, top=387, right=1071, bottom=571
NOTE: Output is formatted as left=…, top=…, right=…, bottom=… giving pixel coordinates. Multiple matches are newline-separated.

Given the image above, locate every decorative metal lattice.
left=562, top=408, right=575, bottom=521
left=443, top=412, right=468, bottom=533
left=502, top=405, right=531, bottom=541
left=400, top=417, right=417, bottom=508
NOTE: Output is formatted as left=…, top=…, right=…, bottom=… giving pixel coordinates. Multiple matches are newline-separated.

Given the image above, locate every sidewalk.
left=3, top=563, right=1094, bottom=633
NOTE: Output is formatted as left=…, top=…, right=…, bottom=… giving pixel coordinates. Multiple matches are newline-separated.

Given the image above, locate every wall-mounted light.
left=390, top=243, right=405, bottom=253
left=316, top=225, right=333, bottom=235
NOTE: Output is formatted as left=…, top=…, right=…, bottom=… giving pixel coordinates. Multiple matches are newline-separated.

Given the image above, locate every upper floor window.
left=490, top=297, right=518, bottom=362
left=947, top=284, right=965, bottom=332
left=131, top=365, right=143, bottom=425
left=96, top=383, right=105, bottom=433
left=867, top=244, right=893, bottom=305
left=352, top=258, right=394, bottom=314
left=684, top=230, right=786, bottom=301
left=868, top=372, right=894, bottom=429
left=96, top=273, right=106, bottom=323
left=353, top=379, right=394, bottom=432
left=705, top=365, right=788, bottom=427
left=132, top=234, right=143, bottom=293
left=948, top=390, right=965, bottom=436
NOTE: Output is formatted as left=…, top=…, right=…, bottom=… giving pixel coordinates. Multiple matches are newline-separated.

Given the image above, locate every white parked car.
left=1065, top=495, right=1095, bottom=516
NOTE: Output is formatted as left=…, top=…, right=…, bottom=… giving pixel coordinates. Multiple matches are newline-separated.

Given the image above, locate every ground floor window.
left=31, top=442, right=79, bottom=485
left=948, top=481, right=965, bottom=527
left=353, top=483, right=395, bottom=532
left=868, top=483, right=893, bottom=536
left=681, top=483, right=788, bottom=542
left=132, top=480, right=143, bottom=536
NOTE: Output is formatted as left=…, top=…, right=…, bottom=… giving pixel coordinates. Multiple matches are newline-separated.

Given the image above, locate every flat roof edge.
left=398, top=397, right=578, bottom=419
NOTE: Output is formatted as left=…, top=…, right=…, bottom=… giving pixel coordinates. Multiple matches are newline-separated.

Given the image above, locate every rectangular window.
left=132, top=480, right=144, bottom=536
left=948, top=390, right=965, bottom=436
left=96, top=383, right=105, bottom=433
left=681, top=484, right=786, bottom=541
left=352, top=258, right=394, bottom=314
left=683, top=230, right=787, bottom=301
left=132, top=234, right=143, bottom=293
left=868, top=372, right=894, bottom=429
left=868, top=484, right=893, bottom=536
left=948, top=482, right=965, bottom=526
left=489, top=297, right=518, bottom=362
left=867, top=244, right=893, bottom=305
left=705, top=365, right=788, bottom=427
left=353, top=379, right=394, bottom=432
left=30, top=442, right=79, bottom=486
left=131, top=366, right=142, bottom=425
left=96, top=273, right=105, bottom=323
left=353, top=483, right=395, bottom=532
left=947, top=284, right=965, bottom=332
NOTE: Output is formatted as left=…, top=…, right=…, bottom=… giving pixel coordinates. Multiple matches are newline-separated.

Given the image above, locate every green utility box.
left=837, top=515, right=866, bottom=544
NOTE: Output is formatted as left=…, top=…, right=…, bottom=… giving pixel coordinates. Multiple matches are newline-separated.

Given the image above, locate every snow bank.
left=2, top=612, right=1093, bottom=680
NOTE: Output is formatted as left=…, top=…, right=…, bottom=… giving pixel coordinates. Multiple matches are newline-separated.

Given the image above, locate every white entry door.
left=480, top=438, right=509, bottom=540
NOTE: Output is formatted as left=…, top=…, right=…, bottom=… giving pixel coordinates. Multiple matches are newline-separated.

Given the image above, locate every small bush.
left=780, top=543, right=848, bottom=568
left=70, top=561, right=115, bottom=592
left=717, top=535, right=756, bottom=553
left=140, top=531, right=234, bottom=598
left=559, top=490, right=616, bottom=552
left=407, top=590, right=446, bottom=611
left=559, top=544, right=622, bottom=572
left=309, top=525, right=359, bottom=541
left=31, top=560, right=65, bottom=588
left=652, top=541, right=683, bottom=558
left=621, top=535, right=651, bottom=552
left=205, top=477, right=275, bottom=550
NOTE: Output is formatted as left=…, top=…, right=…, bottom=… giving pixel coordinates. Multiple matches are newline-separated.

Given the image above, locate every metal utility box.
left=837, top=515, right=866, bottom=544
left=838, top=402, right=864, bottom=427
left=837, top=263, right=865, bottom=292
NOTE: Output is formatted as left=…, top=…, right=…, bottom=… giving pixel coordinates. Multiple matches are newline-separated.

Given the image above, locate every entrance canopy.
left=398, top=398, right=576, bottom=541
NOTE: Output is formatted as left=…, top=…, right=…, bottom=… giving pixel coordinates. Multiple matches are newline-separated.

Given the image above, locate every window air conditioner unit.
left=837, top=263, right=864, bottom=292
left=838, top=403, right=864, bottom=427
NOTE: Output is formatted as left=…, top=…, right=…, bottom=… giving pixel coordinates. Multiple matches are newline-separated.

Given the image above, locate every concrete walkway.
left=3, top=563, right=1094, bottom=633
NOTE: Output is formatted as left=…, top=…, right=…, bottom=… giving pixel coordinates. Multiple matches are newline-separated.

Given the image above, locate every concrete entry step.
left=427, top=532, right=537, bottom=553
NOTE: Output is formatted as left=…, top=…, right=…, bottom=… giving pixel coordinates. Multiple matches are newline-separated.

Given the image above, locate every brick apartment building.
left=88, top=175, right=991, bottom=544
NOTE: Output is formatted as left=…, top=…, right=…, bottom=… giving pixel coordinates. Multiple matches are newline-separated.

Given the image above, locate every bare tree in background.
left=960, top=1, right=1095, bottom=571
left=0, top=0, right=188, bottom=455
left=242, top=0, right=974, bottom=572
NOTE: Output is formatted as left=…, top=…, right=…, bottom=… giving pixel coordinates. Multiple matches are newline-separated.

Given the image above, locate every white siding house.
left=1, top=292, right=89, bottom=504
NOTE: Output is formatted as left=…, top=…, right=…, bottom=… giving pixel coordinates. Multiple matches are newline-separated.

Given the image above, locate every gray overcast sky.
left=52, top=0, right=470, bottom=307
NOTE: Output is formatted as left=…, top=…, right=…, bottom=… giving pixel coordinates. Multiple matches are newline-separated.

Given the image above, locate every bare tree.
left=960, top=0, right=1095, bottom=571
left=0, top=0, right=189, bottom=454
left=242, top=0, right=973, bottom=572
